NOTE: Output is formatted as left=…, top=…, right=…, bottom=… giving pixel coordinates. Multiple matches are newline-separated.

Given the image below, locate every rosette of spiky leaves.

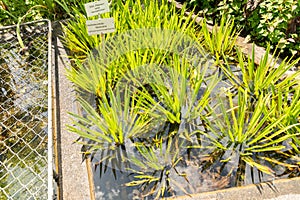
left=133, top=55, right=220, bottom=140
left=66, top=55, right=108, bottom=98
left=215, top=44, right=300, bottom=181
left=266, top=84, right=300, bottom=178
left=220, top=44, right=300, bottom=106
left=192, top=88, right=300, bottom=186
left=66, top=28, right=207, bottom=106
left=126, top=136, right=190, bottom=199
left=269, top=84, right=300, bottom=134
left=67, top=86, right=154, bottom=176
left=201, top=16, right=240, bottom=63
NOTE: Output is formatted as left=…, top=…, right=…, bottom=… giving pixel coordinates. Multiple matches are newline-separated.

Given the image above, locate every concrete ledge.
left=52, top=22, right=90, bottom=200
left=169, top=177, right=300, bottom=200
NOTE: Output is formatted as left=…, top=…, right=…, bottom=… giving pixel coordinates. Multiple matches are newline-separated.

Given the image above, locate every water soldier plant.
left=65, top=0, right=300, bottom=199
left=62, top=0, right=199, bottom=62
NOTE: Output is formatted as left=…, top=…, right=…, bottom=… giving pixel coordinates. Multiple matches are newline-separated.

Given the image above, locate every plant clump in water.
left=66, top=0, right=300, bottom=199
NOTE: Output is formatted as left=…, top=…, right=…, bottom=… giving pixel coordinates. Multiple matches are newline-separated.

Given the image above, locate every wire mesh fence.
left=0, top=20, right=51, bottom=200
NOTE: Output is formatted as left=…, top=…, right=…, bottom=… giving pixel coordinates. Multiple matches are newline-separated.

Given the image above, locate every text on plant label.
left=86, top=18, right=115, bottom=35
left=84, top=0, right=109, bottom=17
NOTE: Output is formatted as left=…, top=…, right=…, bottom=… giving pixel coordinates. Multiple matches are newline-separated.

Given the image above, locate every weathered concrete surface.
left=169, top=177, right=300, bottom=200
left=52, top=22, right=91, bottom=200
left=266, top=194, right=300, bottom=200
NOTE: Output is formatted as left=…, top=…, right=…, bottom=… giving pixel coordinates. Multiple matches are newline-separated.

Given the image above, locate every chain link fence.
left=0, top=20, right=52, bottom=200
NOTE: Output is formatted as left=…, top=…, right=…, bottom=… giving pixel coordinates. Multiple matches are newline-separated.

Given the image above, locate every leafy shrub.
left=246, top=0, right=300, bottom=56
left=0, top=0, right=89, bottom=26
left=182, top=0, right=300, bottom=58
left=0, top=0, right=32, bottom=25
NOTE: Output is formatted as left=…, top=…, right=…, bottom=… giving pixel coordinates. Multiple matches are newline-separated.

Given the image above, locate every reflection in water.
left=0, top=23, right=48, bottom=200
left=86, top=63, right=298, bottom=199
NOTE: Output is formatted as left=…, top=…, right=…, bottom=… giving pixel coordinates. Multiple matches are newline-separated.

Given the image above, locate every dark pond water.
left=86, top=65, right=282, bottom=200
left=77, top=28, right=300, bottom=200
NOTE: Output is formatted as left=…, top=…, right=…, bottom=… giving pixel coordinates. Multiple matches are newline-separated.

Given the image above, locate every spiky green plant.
left=66, top=19, right=218, bottom=197
left=131, top=55, right=219, bottom=127
left=189, top=44, right=300, bottom=186
left=67, top=86, right=154, bottom=175
left=66, top=0, right=300, bottom=197
left=62, top=0, right=199, bottom=61
left=192, top=88, right=300, bottom=186
left=220, top=44, right=300, bottom=103
left=126, top=136, right=189, bottom=199
left=201, top=16, right=240, bottom=63
left=268, top=84, right=300, bottom=176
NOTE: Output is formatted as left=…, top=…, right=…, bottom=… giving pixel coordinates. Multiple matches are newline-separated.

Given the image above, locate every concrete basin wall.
left=52, top=22, right=91, bottom=200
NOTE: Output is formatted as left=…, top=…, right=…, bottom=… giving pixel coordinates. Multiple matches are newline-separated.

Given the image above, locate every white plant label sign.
left=84, top=0, right=110, bottom=17
left=86, top=18, right=115, bottom=35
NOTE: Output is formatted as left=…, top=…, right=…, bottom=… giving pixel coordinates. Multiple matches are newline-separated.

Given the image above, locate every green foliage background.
left=183, top=0, right=300, bottom=58
left=0, top=0, right=89, bottom=25
left=1, top=0, right=299, bottom=58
